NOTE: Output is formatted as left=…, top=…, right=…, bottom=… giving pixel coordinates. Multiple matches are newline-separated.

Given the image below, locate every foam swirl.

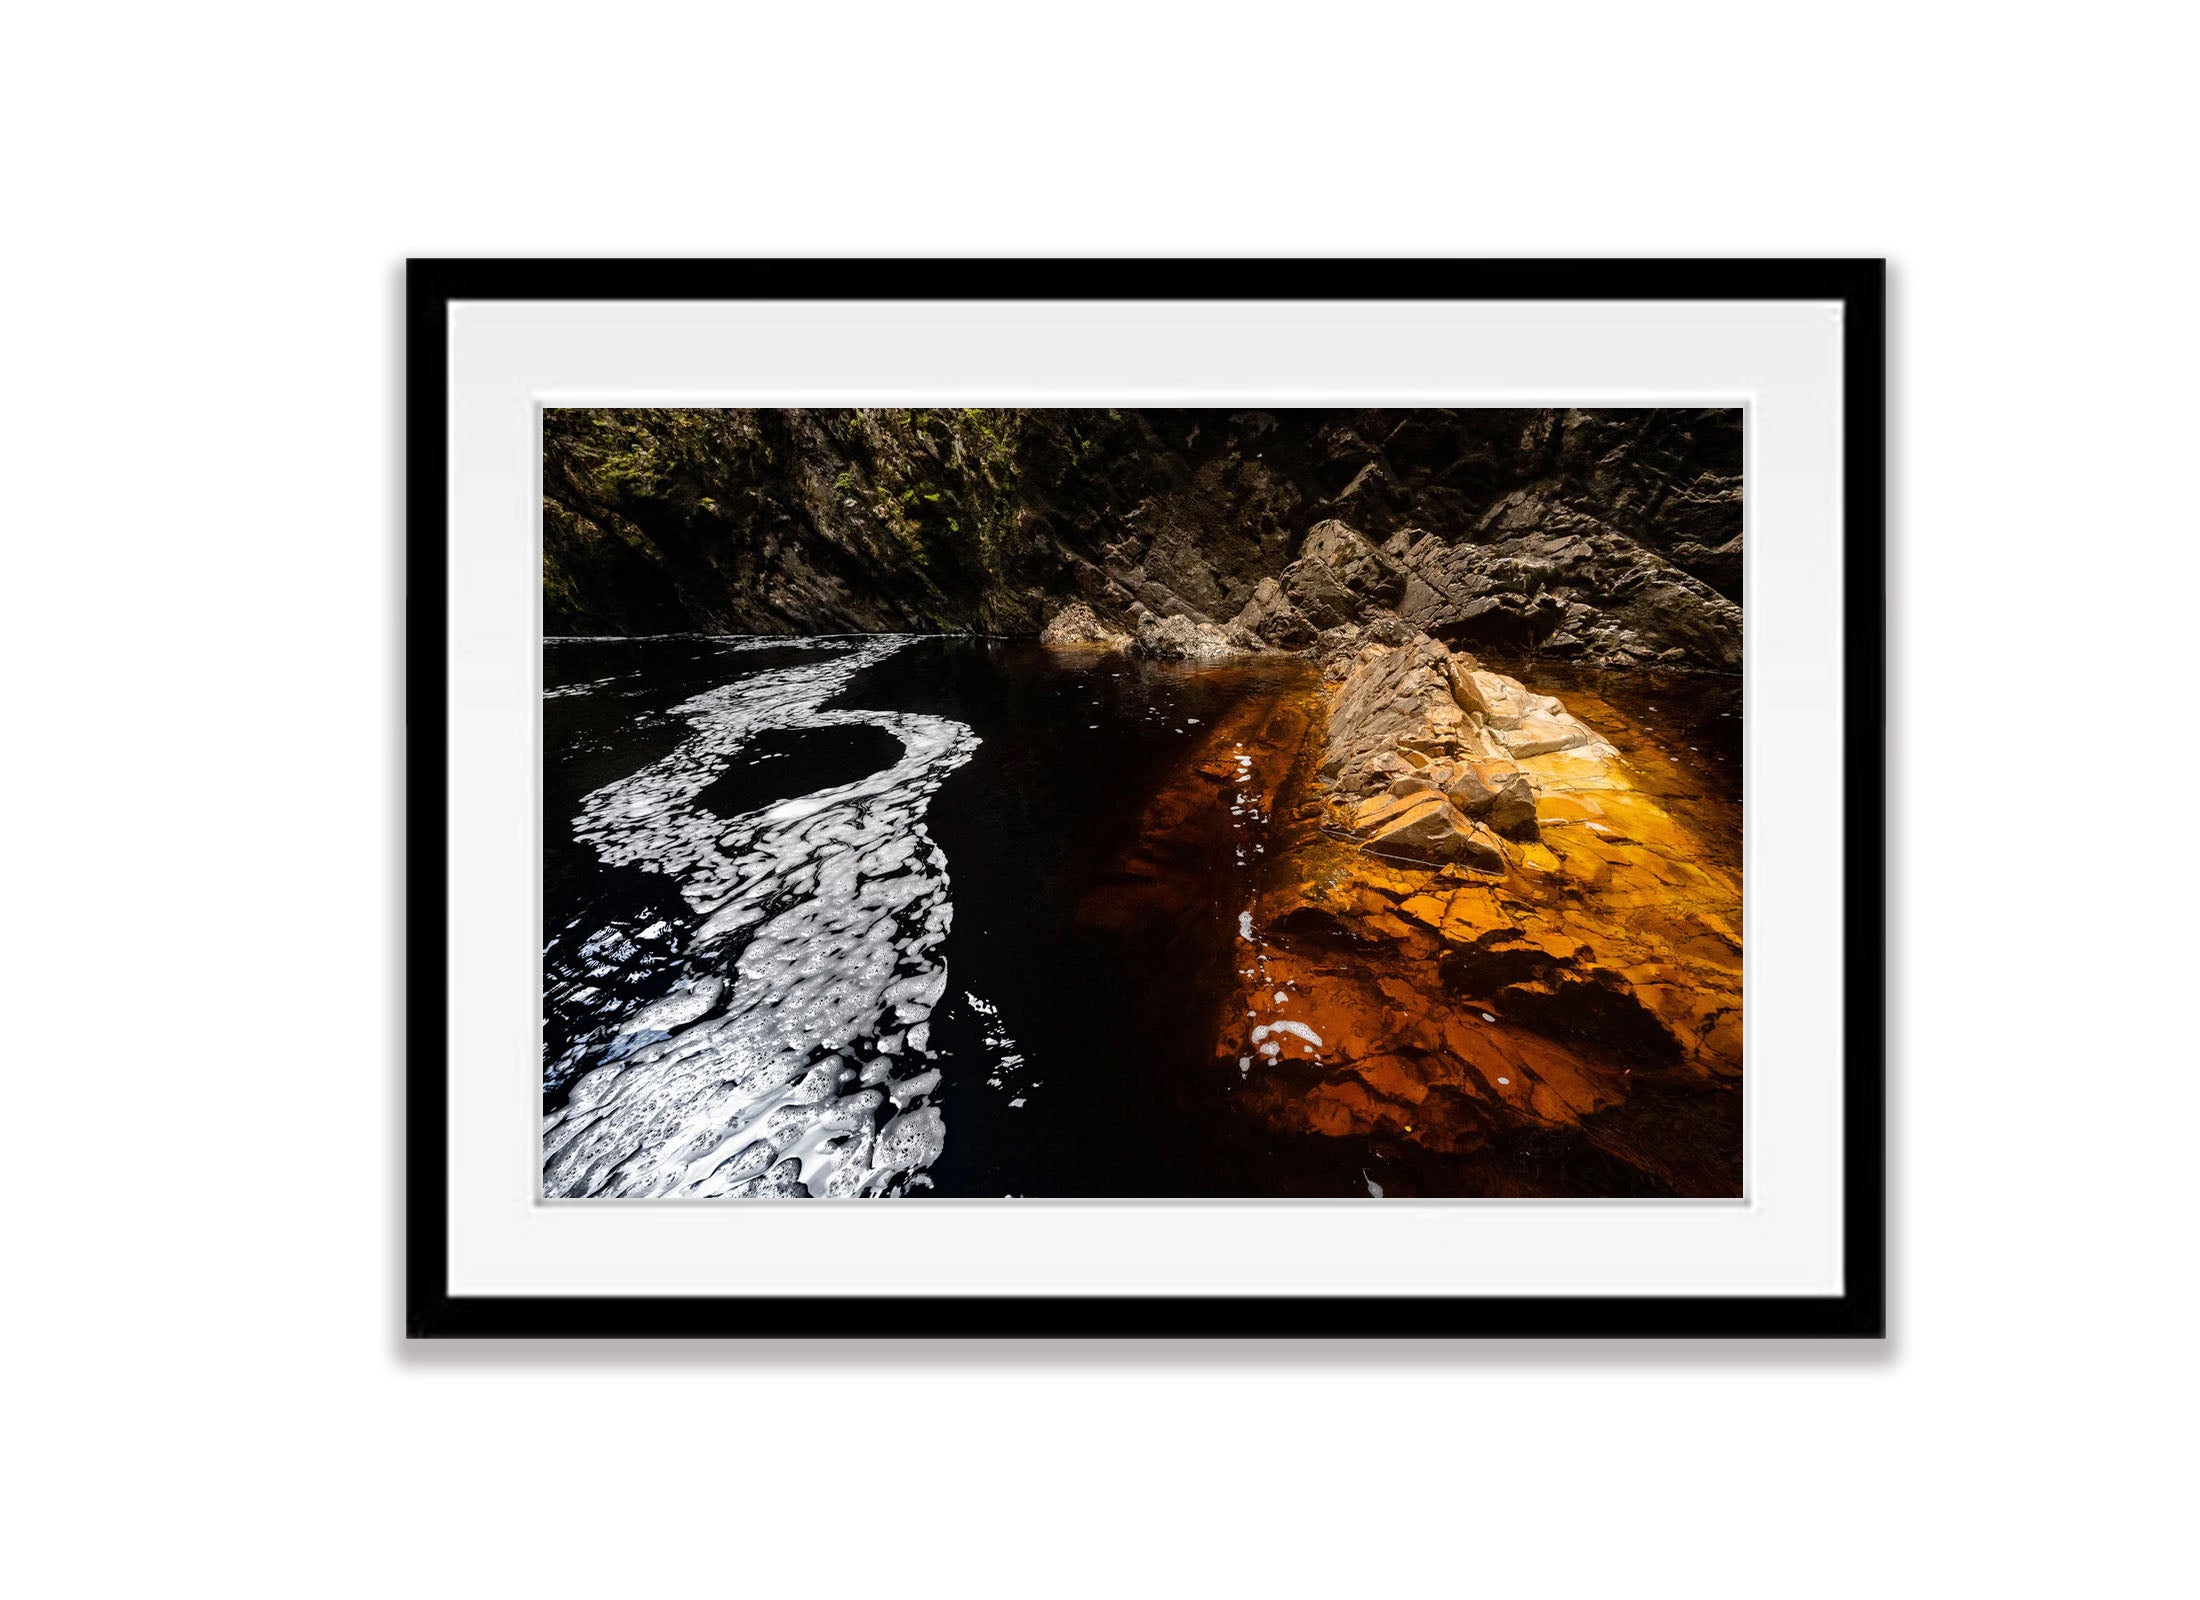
left=543, top=637, right=979, bottom=1199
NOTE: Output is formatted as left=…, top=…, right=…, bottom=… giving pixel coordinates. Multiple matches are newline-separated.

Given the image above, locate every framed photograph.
left=407, top=258, right=1884, bottom=1337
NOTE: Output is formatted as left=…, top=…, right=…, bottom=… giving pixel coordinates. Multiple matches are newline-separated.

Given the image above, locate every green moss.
left=549, top=407, right=734, bottom=506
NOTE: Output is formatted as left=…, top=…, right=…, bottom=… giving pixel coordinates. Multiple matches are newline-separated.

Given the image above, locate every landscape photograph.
left=539, top=407, right=1744, bottom=1200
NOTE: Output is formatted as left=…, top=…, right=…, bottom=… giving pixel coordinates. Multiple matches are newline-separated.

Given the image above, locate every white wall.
left=5, top=4, right=2189, bottom=1595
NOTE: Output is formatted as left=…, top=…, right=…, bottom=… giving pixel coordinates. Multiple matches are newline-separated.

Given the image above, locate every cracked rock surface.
left=1211, top=629, right=1744, bottom=1195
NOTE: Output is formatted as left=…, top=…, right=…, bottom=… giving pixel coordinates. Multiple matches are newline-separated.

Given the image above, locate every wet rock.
left=1351, top=792, right=1507, bottom=870
left=1493, top=713, right=1595, bottom=758
left=1440, top=760, right=1541, bottom=840
left=1314, top=629, right=1634, bottom=866
left=1302, top=519, right=1407, bottom=599
left=1324, top=634, right=1473, bottom=760
left=1450, top=665, right=1554, bottom=728
left=1221, top=672, right=1743, bottom=1191
left=1670, top=533, right=1744, bottom=600
left=1039, top=600, right=1130, bottom=649
left=1131, top=612, right=1254, bottom=661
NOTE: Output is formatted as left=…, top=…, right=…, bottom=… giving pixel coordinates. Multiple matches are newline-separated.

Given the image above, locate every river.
left=541, top=634, right=1740, bottom=1199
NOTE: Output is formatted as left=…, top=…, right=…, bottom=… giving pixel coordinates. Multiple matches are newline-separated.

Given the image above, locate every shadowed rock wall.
left=544, top=407, right=1741, bottom=670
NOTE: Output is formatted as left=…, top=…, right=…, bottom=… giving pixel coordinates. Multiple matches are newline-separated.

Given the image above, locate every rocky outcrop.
left=1217, top=638, right=1744, bottom=1194
left=1130, top=613, right=1254, bottom=662
left=1035, top=619, right=1741, bottom=1196
left=1279, top=518, right=1407, bottom=628
left=1345, top=790, right=1508, bottom=871
left=1038, top=601, right=1130, bottom=650
left=1228, top=578, right=1318, bottom=649
left=1313, top=630, right=1614, bottom=871
left=1438, top=761, right=1541, bottom=838
left=1223, top=518, right=1408, bottom=646
left=1389, top=503, right=1743, bottom=671
left=544, top=407, right=1743, bottom=671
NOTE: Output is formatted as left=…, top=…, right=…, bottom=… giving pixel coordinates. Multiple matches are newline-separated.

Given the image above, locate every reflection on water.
left=543, top=636, right=1742, bottom=1198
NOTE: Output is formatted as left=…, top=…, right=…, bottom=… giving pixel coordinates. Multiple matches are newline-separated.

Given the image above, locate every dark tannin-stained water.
left=541, top=635, right=1738, bottom=1200
left=833, top=638, right=1336, bottom=1198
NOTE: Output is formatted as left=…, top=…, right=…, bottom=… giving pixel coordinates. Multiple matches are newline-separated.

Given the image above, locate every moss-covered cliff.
left=543, top=407, right=1742, bottom=669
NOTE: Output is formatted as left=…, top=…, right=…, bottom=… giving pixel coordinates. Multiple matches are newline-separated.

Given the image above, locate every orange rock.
left=1357, top=1055, right=1431, bottom=1106
left=1536, top=793, right=1606, bottom=824
left=1398, top=892, right=1451, bottom=928
left=1197, top=636, right=1741, bottom=1195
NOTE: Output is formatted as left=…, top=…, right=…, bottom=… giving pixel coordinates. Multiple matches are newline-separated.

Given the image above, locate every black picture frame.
left=407, top=258, right=1886, bottom=1339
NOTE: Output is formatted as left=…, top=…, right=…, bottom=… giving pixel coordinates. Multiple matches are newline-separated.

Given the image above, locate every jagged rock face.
left=544, top=407, right=1742, bottom=671
left=1230, top=578, right=1317, bottom=648
left=1275, top=518, right=1407, bottom=631
left=1391, top=502, right=1742, bottom=672
left=1320, top=635, right=1484, bottom=787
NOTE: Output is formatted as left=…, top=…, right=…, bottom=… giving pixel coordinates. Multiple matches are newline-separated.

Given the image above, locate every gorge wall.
left=543, top=407, right=1743, bottom=671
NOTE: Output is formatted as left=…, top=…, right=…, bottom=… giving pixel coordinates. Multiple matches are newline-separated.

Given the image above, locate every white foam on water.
left=966, top=989, right=1035, bottom=1102
left=541, top=637, right=982, bottom=1200
left=544, top=672, right=638, bottom=699
left=1252, top=1019, right=1325, bottom=1050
